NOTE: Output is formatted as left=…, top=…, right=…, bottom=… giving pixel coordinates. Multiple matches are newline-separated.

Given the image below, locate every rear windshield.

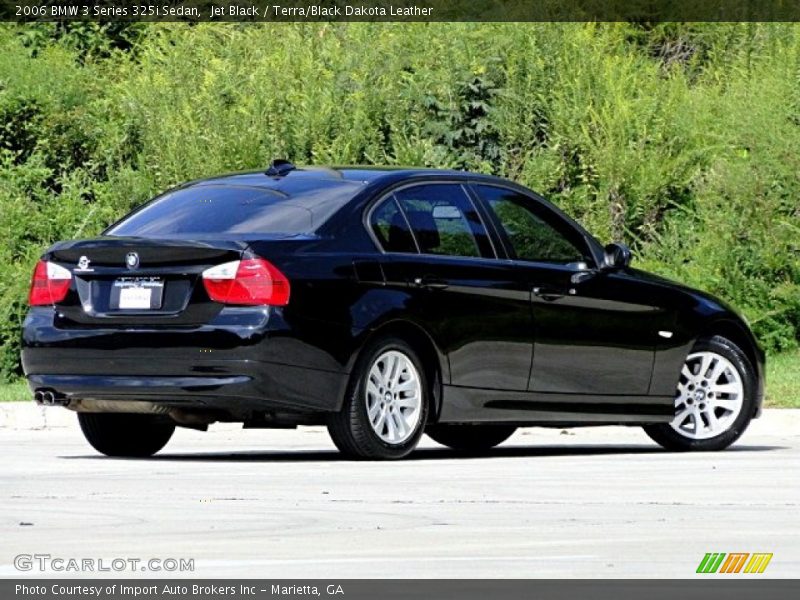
left=107, top=183, right=353, bottom=237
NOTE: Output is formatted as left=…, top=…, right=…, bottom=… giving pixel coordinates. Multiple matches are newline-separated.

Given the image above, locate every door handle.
left=533, top=286, right=568, bottom=301
left=570, top=269, right=597, bottom=285
left=413, top=276, right=449, bottom=290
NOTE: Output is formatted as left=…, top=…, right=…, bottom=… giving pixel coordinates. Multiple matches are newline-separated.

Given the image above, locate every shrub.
left=0, top=22, right=798, bottom=380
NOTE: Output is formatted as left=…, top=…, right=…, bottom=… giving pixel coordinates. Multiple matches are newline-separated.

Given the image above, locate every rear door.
left=368, top=182, right=533, bottom=391
left=472, top=184, right=657, bottom=396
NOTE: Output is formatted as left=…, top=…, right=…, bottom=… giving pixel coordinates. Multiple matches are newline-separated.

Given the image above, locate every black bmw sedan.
left=22, top=161, right=764, bottom=459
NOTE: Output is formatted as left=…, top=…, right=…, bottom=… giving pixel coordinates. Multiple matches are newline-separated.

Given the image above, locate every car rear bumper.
left=25, top=366, right=346, bottom=417
left=21, top=307, right=350, bottom=417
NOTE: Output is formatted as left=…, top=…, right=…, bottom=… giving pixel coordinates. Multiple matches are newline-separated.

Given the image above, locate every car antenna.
left=265, top=159, right=296, bottom=177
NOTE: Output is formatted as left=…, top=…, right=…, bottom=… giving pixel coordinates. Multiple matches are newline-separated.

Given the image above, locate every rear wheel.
left=427, top=424, right=517, bottom=453
left=328, top=337, right=428, bottom=459
left=78, top=413, right=175, bottom=457
left=643, top=335, right=756, bottom=451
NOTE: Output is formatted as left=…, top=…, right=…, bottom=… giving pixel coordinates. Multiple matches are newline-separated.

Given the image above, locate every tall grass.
left=0, top=22, right=799, bottom=379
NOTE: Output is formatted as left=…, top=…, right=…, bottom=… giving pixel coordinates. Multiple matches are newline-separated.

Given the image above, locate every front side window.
left=475, top=185, right=587, bottom=264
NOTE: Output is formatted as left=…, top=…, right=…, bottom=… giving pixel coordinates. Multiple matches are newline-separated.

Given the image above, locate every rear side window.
left=371, top=184, right=492, bottom=258
left=107, top=184, right=351, bottom=237
left=370, top=197, right=417, bottom=253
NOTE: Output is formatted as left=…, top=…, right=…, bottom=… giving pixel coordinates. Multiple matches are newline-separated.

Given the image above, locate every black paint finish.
left=21, top=167, right=765, bottom=425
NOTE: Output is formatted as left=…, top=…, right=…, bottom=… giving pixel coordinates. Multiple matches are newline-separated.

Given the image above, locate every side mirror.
left=603, top=242, right=632, bottom=270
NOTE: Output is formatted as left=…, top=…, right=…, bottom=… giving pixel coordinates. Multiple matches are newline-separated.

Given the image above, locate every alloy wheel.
left=670, top=351, right=744, bottom=440
left=365, top=350, right=422, bottom=445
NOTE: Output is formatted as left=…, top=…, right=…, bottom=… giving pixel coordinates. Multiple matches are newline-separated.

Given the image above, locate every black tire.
left=78, top=413, right=175, bottom=457
left=328, top=337, right=429, bottom=460
left=643, top=335, right=757, bottom=452
left=427, top=424, right=517, bottom=453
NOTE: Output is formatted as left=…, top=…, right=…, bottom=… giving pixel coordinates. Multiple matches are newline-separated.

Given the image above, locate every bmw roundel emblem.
left=125, top=252, right=140, bottom=270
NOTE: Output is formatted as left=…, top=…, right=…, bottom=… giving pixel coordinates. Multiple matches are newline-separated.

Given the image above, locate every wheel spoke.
left=370, top=365, right=385, bottom=388
left=387, top=354, right=400, bottom=386
left=708, top=359, right=727, bottom=384
left=681, top=364, right=693, bottom=380
left=698, top=353, right=713, bottom=378
left=705, top=409, right=721, bottom=431
left=711, top=382, right=740, bottom=396
left=693, top=411, right=704, bottom=434
left=366, top=380, right=381, bottom=399
left=378, top=359, right=388, bottom=380
left=392, top=365, right=405, bottom=388
left=369, top=368, right=380, bottom=382
left=385, top=411, right=397, bottom=441
left=368, top=400, right=381, bottom=422
left=395, top=377, right=417, bottom=393
left=671, top=406, right=692, bottom=428
left=710, top=397, right=739, bottom=412
left=392, top=412, right=406, bottom=438
left=374, top=411, right=386, bottom=432
left=395, top=395, right=419, bottom=409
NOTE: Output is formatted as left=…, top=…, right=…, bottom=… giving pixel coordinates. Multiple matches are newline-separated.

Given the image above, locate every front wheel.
left=643, top=335, right=757, bottom=451
left=78, top=413, right=175, bottom=457
left=427, top=424, right=517, bottom=453
left=328, top=337, right=429, bottom=460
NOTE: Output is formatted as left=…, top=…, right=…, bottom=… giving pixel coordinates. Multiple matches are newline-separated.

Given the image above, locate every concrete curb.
left=0, top=401, right=75, bottom=429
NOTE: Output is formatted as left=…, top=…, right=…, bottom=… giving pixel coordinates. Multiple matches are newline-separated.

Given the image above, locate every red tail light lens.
left=28, top=260, right=72, bottom=306
left=202, top=259, right=290, bottom=306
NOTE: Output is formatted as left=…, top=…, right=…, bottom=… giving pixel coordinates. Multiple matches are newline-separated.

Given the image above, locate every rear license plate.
left=110, top=277, right=164, bottom=310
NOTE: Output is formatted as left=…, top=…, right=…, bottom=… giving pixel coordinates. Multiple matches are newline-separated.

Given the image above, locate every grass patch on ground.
left=0, top=351, right=797, bottom=406
left=765, top=349, right=800, bottom=408
left=0, top=380, right=30, bottom=402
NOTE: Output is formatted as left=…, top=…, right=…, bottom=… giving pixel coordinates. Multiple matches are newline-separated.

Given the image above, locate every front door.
left=472, top=184, right=656, bottom=396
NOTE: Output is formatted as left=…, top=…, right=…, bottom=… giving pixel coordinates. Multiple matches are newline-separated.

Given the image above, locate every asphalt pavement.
left=1, top=404, right=797, bottom=578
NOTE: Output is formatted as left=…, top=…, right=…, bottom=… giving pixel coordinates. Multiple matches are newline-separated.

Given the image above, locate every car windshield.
left=107, top=183, right=355, bottom=237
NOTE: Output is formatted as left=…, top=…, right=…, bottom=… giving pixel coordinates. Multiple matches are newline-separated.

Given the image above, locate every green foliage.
left=0, top=22, right=799, bottom=380
left=765, top=349, right=800, bottom=407
left=0, top=380, right=30, bottom=402
left=18, top=22, right=146, bottom=61
left=423, top=67, right=504, bottom=171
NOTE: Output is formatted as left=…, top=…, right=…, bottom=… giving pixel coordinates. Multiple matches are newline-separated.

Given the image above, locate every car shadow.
left=63, top=444, right=786, bottom=463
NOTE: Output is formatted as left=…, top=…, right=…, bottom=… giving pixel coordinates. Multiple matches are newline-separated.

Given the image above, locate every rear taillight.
left=202, top=259, right=290, bottom=306
left=28, top=260, right=72, bottom=306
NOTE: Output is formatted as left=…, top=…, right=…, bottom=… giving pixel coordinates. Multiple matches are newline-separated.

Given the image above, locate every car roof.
left=169, top=165, right=524, bottom=236
left=188, top=165, right=473, bottom=188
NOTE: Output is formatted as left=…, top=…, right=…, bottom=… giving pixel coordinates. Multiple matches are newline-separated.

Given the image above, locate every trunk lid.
left=46, top=236, right=249, bottom=326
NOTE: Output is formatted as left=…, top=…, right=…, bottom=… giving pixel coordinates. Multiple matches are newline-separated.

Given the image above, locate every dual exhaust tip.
left=34, top=389, right=69, bottom=407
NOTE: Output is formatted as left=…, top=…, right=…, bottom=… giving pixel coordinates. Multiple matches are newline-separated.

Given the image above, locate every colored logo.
left=697, top=552, right=773, bottom=574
